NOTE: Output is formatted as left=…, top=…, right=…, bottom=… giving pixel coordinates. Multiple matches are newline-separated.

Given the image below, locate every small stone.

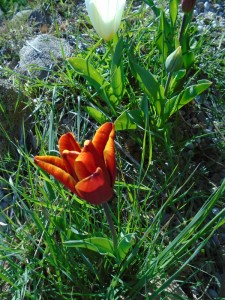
left=207, top=288, right=218, bottom=298
left=197, top=112, right=206, bottom=123
left=212, top=207, right=220, bottom=215
left=193, top=9, right=198, bottom=16
left=198, top=25, right=204, bottom=33
left=186, top=142, right=194, bottom=150
left=204, top=2, right=210, bottom=11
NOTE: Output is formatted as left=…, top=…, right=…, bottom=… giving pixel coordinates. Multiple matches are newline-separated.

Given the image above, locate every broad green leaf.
left=68, top=57, right=108, bottom=94
left=118, top=233, right=136, bottom=260
left=173, top=69, right=186, bottom=81
left=129, top=54, right=164, bottom=115
left=164, top=80, right=212, bottom=118
left=169, top=0, right=179, bottom=27
left=180, top=80, right=212, bottom=106
left=68, top=57, right=116, bottom=114
left=114, top=109, right=144, bottom=131
left=111, top=36, right=124, bottom=101
left=85, top=106, right=109, bottom=124
left=183, top=51, right=195, bottom=69
left=64, top=237, right=115, bottom=257
left=169, top=69, right=186, bottom=93
left=155, top=10, right=172, bottom=61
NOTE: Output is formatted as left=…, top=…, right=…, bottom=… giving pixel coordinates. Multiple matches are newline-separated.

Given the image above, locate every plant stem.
left=179, top=14, right=187, bottom=44
left=102, top=202, right=118, bottom=255
left=164, top=72, right=173, bottom=97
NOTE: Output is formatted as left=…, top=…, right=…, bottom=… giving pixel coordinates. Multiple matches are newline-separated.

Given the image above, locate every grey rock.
left=18, top=34, right=72, bottom=79
left=12, top=9, right=32, bottom=22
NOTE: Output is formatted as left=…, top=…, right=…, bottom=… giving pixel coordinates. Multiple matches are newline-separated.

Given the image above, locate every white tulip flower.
left=85, top=0, right=126, bottom=41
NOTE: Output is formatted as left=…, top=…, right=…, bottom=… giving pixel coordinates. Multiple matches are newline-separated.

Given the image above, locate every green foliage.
left=0, top=0, right=27, bottom=14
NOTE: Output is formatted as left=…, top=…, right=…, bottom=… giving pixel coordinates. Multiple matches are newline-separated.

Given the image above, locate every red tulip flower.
left=181, top=0, right=196, bottom=14
left=34, top=122, right=116, bottom=205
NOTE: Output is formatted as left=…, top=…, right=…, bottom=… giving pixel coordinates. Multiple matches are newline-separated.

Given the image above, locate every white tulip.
left=85, top=0, right=126, bottom=41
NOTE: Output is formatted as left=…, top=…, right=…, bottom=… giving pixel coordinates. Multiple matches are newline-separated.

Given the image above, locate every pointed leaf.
left=155, top=10, right=172, bottom=61
left=85, top=106, right=109, bottom=124
left=164, top=80, right=212, bottom=118
left=169, top=0, right=179, bottom=27
left=118, top=233, right=136, bottom=260
left=68, top=57, right=116, bottom=113
left=114, top=109, right=144, bottom=131
left=64, top=237, right=115, bottom=257
left=129, top=54, right=164, bottom=115
left=111, top=37, right=124, bottom=101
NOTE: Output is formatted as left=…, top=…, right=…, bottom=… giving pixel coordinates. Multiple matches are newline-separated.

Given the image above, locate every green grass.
left=0, top=0, right=225, bottom=299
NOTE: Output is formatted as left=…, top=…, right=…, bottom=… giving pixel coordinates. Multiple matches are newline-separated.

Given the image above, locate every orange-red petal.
left=74, top=141, right=110, bottom=185
left=62, top=150, right=79, bottom=181
left=34, top=156, right=77, bottom=194
left=92, top=123, right=114, bottom=159
left=103, top=126, right=116, bottom=186
left=59, top=132, right=81, bottom=156
left=34, top=156, right=67, bottom=172
left=75, top=167, right=113, bottom=205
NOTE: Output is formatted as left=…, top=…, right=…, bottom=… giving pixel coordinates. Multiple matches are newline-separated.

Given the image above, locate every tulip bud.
left=181, top=0, right=196, bottom=14
left=85, top=0, right=126, bottom=41
left=165, top=46, right=183, bottom=73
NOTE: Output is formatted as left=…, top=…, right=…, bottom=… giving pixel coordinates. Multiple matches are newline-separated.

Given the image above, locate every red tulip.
left=34, top=122, right=116, bottom=205
left=181, top=0, right=196, bottom=14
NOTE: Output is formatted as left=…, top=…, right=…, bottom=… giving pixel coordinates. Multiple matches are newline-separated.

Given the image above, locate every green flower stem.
left=179, top=14, right=188, bottom=44
left=102, top=202, right=118, bottom=256
left=164, top=72, right=173, bottom=97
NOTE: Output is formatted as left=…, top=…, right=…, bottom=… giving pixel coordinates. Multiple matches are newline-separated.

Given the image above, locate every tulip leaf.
left=111, top=37, right=124, bottom=101
left=183, top=51, right=195, bottom=69
left=114, top=109, right=144, bottom=131
left=68, top=57, right=116, bottom=114
left=164, top=80, right=212, bottom=118
left=64, top=237, right=115, bottom=258
left=85, top=106, right=109, bottom=124
left=129, top=53, right=164, bottom=116
left=155, top=10, right=172, bottom=61
left=118, top=233, right=136, bottom=260
left=169, top=0, right=179, bottom=27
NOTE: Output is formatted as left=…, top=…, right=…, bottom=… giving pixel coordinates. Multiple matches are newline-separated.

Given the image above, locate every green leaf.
left=68, top=57, right=108, bottom=97
left=114, top=109, right=144, bottom=131
left=155, top=10, right=172, bottom=61
left=68, top=57, right=116, bottom=114
left=85, top=106, right=109, bottom=124
left=183, top=51, right=195, bottom=69
left=164, top=80, right=212, bottom=118
left=169, top=0, right=179, bottom=27
left=64, top=237, right=115, bottom=258
left=118, top=233, right=136, bottom=260
left=173, top=69, right=186, bottom=81
left=111, top=37, right=124, bottom=101
left=129, top=53, right=164, bottom=115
